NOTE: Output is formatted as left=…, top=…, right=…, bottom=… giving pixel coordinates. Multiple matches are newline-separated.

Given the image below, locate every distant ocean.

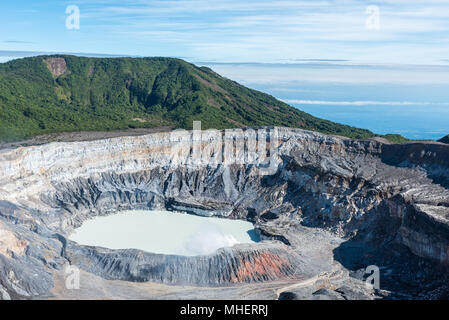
left=202, top=62, right=449, bottom=140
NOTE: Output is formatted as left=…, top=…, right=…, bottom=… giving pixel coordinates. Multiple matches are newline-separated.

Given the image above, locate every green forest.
left=0, top=55, right=409, bottom=143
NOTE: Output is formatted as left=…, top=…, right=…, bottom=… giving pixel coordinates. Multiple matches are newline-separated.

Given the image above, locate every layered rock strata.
left=0, top=127, right=448, bottom=299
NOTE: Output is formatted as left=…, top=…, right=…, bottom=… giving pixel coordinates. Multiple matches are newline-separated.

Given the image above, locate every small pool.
left=69, top=210, right=259, bottom=256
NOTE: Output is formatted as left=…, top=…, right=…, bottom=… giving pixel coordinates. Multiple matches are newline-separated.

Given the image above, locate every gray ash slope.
left=0, top=127, right=448, bottom=300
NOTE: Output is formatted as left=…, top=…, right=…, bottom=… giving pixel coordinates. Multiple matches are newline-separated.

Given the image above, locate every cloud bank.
left=282, top=99, right=449, bottom=106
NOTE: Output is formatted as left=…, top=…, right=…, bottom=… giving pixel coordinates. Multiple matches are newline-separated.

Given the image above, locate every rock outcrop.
left=43, top=57, right=67, bottom=77
left=0, top=127, right=448, bottom=299
left=439, top=135, right=449, bottom=144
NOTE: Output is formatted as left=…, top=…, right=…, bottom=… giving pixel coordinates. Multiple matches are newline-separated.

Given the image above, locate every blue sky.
left=1, top=0, right=449, bottom=64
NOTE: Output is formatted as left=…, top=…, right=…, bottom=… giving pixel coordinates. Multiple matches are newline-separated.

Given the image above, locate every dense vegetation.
left=0, top=55, right=405, bottom=142
left=382, top=134, right=410, bottom=144
left=439, top=135, right=449, bottom=144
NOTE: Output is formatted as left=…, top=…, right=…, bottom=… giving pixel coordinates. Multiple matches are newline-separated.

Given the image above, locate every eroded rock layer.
left=0, top=127, right=448, bottom=299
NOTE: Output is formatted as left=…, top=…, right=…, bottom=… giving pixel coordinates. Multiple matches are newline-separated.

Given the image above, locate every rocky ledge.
left=0, top=127, right=448, bottom=300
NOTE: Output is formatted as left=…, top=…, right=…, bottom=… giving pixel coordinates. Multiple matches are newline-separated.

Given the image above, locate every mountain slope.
left=439, top=135, right=449, bottom=144
left=0, top=55, right=383, bottom=142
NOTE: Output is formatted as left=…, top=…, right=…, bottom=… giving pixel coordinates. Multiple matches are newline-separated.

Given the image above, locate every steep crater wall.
left=0, top=128, right=448, bottom=298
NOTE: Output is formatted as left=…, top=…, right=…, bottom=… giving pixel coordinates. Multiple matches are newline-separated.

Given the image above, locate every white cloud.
left=204, top=63, right=449, bottom=85
left=9, top=0, right=449, bottom=64
left=281, top=99, right=449, bottom=106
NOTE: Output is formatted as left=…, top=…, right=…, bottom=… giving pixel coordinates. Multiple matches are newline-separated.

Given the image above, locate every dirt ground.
left=0, top=126, right=174, bottom=150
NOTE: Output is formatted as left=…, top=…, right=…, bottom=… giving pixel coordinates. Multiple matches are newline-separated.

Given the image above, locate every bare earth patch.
left=44, top=57, right=67, bottom=77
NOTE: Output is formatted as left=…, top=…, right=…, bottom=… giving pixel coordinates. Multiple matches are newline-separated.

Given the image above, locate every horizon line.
left=2, top=50, right=449, bottom=68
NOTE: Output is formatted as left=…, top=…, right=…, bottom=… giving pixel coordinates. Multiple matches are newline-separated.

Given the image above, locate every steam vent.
left=0, top=127, right=448, bottom=300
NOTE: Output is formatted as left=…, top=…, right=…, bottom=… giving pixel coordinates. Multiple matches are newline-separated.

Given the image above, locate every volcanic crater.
left=0, top=127, right=448, bottom=300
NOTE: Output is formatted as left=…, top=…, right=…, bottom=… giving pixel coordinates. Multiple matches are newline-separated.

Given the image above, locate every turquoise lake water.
left=69, top=210, right=259, bottom=256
